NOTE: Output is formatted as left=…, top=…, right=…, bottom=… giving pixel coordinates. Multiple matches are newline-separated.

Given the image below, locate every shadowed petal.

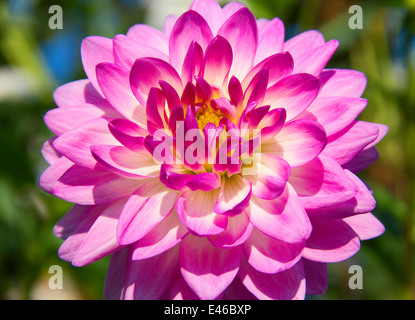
left=180, top=234, right=242, bottom=300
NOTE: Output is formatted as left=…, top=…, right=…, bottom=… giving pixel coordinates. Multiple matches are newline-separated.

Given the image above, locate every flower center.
left=195, top=105, right=224, bottom=129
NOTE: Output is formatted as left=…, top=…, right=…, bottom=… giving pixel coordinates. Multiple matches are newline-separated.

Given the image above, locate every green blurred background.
left=0, top=0, right=413, bottom=300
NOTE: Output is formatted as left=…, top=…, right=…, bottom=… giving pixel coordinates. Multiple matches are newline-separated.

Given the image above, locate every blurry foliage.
left=0, top=0, right=413, bottom=299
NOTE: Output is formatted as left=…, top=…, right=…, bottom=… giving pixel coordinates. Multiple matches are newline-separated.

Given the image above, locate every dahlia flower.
left=40, top=0, right=387, bottom=300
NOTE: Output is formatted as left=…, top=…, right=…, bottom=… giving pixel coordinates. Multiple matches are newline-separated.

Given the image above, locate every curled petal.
left=177, top=189, right=228, bottom=236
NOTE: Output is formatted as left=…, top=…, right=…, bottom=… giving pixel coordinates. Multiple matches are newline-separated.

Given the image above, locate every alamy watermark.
left=48, top=265, right=63, bottom=290
left=348, top=264, right=363, bottom=290
left=349, top=5, right=363, bottom=30
left=48, top=5, right=63, bottom=30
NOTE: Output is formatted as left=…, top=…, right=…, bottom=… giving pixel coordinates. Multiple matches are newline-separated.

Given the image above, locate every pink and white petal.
left=126, top=24, right=169, bottom=54
left=39, top=157, right=74, bottom=193
left=53, top=79, right=111, bottom=109
left=169, top=10, right=213, bottom=72
left=218, top=7, right=258, bottom=81
left=44, top=104, right=116, bottom=136
left=81, top=36, right=114, bottom=95
left=52, top=118, right=119, bottom=169
left=52, top=164, right=140, bottom=206
left=343, top=213, right=385, bottom=241
left=180, top=234, right=242, bottom=300
left=364, top=123, right=389, bottom=150
left=303, top=217, right=360, bottom=263
left=104, top=247, right=129, bottom=300
left=318, top=69, right=367, bottom=98
left=261, top=119, right=327, bottom=168
left=254, top=18, right=285, bottom=64
left=239, top=257, right=306, bottom=300
left=41, top=138, right=62, bottom=165
left=123, top=245, right=180, bottom=300
left=181, top=41, right=204, bottom=87
left=113, top=34, right=168, bottom=68
left=303, top=259, right=328, bottom=295
left=245, top=154, right=290, bottom=200
left=298, top=97, right=368, bottom=137
left=57, top=205, right=103, bottom=262
left=91, top=145, right=160, bottom=179
left=177, top=189, right=228, bottom=236
left=132, top=209, right=188, bottom=260
left=222, top=2, right=247, bottom=19
left=322, top=121, right=379, bottom=165
left=165, top=274, right=200, bottom=300
left=263, top=73, right=320, bottom=120
left=116, top=179, right=178, bottom=245
left=248, top=184, right=312, bottom=244
left=244, top=227, right=304, bottom=274
left=189, top=0, right=226, bottom=35
left=290, top=156, right=358, bottom=210
left=96, top=62, right=144, bottom=123
left=242, top=52, right=294, bottom=91
left=214, top=175, right=252, bottom=216
left=202, top=36, right=233, bottom=87
left=130, top=57, right=183, bottom=107
left=290, top=39, right=339, bottom=76
left=307, top=169, right=376, bottom=218
left=53, top=204, right=98, bottom=240
left=108, top=119, right=147, bottom=152
left=71, top=199, right=127, bottom=267
left=208, top=211, right=253, bottom=248
left=284, top=30, right=326, bottom=58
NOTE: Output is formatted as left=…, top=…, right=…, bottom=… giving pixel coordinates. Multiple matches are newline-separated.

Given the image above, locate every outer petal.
left=71, top=199, right=127, bottom=267
left=39, top=157, right=73, bottom=193
left=51, top=164, right=140, bottom=205
left=116, top=179, right=177, bottom=245
left=123, top=245, right=180, bottom=300
left=104, top=247, right=129, bottom=300
left=318, top=69, right=367, bottom=98
left=81, top=36, right=114, bottom=95
left=322, top=121, right=379, bottom=165
left=248, top=184, right=312, bottom=243
left=254, top=17, right=285, bottom=64
left=298, top=97, right=368, bottom=137
left=239, top=257, right=306, bottom=300
left=53, top=80, right=110, bottom=109
left=343, top=213, right=385, bottom=240
left=52, top=118, right=119, bottom=169
left=217, top=7, right=258, bottom=81
left=289, top=156, right=358, bottom=210
left=303, top=259, right=328, bottom=295
left=165, top=275, right=200, bottom=300
left=261, top=119, right=327, bottom=168
left=180, top=234, right=242, bottom=300
left=244, top=228, right=304, bottom=274
left=177, top=189, right=228, bottom=236
left=263, top=73, right=320, bottom=120
left=303, top=217, right=360, bottom=263
left=41, top=138, right=61, bottom=165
